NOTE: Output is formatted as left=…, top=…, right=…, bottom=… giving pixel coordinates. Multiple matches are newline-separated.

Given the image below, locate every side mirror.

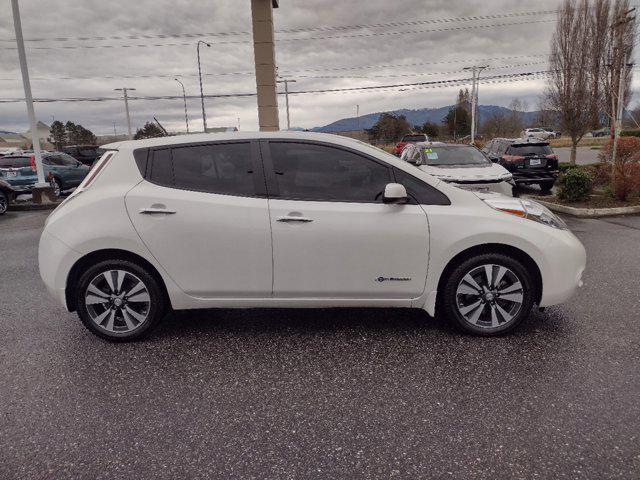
left=383, top=183, right=409, bottom=204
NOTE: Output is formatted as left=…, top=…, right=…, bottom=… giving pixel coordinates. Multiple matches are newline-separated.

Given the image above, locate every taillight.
left=79, top=152, right=114, bottom=190
left=30, top=155, right=36, bottom=172
left=502, top=155, right=525, bottom=161
left=545, top=155, right=557, bottom=160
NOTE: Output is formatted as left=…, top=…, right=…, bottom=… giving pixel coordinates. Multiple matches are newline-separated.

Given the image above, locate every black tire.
left=75, top=259, right=166, bottom=341
left=439, top=253, right=536, bottom=336
left=50, top=178, right=63, bottom=197
left=539, top=180, right=555, bottom=192
left=0, top=190, right=7, bottom=215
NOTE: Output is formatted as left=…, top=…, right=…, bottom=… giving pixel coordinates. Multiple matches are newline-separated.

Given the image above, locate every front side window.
left=269, top=142, right=391, bottom=202
left=393, top=168, right=450, bottom=205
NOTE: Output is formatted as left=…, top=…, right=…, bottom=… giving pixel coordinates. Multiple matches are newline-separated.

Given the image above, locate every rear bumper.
left=512, top=170, right=558, bottom=183
left=38, top=230, right=82, bottom=310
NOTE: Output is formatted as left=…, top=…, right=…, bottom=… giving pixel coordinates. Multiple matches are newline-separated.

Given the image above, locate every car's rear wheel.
left=0, top=191, right=8, bottom=215
left=75, top=259, right=166, bottom=341
left=50, top=178, right=62, bottom=197
left=539, top=180, right=555, bottom=192
left=440, top=253, right=535, bottom=335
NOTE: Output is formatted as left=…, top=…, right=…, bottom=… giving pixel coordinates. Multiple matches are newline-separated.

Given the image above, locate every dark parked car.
left=0, top=177, right=16, bottom=215
left=62, top=145, right=105, bottom=166
left=482, top=138, right=559, bottom=192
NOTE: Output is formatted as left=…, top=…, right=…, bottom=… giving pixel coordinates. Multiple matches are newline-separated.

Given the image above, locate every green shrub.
left=557, top=169, right=593, bottom=202
left=621, top=129, right=640, bottom=138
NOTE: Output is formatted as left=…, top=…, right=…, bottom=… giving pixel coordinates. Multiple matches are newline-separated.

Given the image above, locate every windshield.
left=415, top=145, right=490, bottom=166
left=507, top=145, right=552, bottom=156
left=402, top=134, right=427, bottom=142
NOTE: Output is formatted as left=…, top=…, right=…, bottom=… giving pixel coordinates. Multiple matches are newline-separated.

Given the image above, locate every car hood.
left=416, top=162, right=512, bottom=182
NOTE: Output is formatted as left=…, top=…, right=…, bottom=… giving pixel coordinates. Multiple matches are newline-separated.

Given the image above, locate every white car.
left=39, top=132, right=586, bottom=341
left=521, top=128, right=556, bottom=140
left=400, top=142, right=514, bottom=196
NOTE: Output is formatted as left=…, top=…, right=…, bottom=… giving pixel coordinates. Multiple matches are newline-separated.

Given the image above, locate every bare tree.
left=546, top=0, right=599, bottom=165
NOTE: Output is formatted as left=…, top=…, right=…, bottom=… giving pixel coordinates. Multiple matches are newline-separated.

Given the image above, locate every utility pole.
left=464, top=65, right=488, bottom=144
left=174, top=78, right=189, bottom=133
left=114, top=88, right=135, bottom=139
left=277, top=78, right=296, bottom=130
left=610, top=8, right=636, bottom=166
left=11, top=0, right=47, bottom=198
left=197, top=40, right=211, bottom=132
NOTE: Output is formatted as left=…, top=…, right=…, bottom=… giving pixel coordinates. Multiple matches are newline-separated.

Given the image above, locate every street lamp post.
left=174, top=78, right=189, bottom=133
left=276, top=78, right=296, bottom=130
left=10, top=0, right=47, bottom=195
left=463, top=65, right=489, bottom=144
left=114, top=88, right=135, bottom=139
left=197, top=40, right=211, bottom=132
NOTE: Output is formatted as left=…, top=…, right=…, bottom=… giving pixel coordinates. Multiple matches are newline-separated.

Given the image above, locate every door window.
left=172, top=143, right=254, bottom=196
left=268, top=142, right=391, bottom=202
left=393, top=169, right=450, bottom=205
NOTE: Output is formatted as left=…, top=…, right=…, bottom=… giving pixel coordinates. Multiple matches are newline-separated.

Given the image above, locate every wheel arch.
left=435, top=243, right=543, bottom=312
left=65, top=248, right=171, bottom=312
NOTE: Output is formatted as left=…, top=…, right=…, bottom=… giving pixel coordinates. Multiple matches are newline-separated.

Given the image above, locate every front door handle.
left=277, top=215, right=313, bottom=223
left=139, top=206, right=176, bottom=215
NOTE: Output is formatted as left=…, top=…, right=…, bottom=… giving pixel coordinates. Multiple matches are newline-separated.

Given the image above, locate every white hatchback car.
left=400, top=142, right=514, bottom=196
left=39, top=132, right=586, bottom=341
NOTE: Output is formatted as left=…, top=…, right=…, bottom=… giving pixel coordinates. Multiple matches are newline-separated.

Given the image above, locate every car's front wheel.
left=440, top=253, right=536, bottom=335
left=539, top=180, right=555, bottom=192
left=75, top=259, right=166, bottom=341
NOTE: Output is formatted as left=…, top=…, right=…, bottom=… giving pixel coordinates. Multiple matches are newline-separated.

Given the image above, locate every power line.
left=0, top=10, right=558, bottom=43
left=0, top=70, right=556, bottom=104
left=0, top=19, right=557, bottom=51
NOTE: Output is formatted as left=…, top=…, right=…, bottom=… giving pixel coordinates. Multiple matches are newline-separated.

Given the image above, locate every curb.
left=535, top=198, right=640, bottom=218
left=9, top=202, right=61, bottom=212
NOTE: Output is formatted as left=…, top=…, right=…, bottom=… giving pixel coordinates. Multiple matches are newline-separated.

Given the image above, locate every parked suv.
left=521, top=128, right=558, bottom=140
left=63, top=145, right=106, bottom=166
left=0, top=152, right=90, bottom=196
left=39, top=132, right=585, bottom=341
left=482, top=138, right=559, bottom=191
left=394, top=133, right=429, bottom=156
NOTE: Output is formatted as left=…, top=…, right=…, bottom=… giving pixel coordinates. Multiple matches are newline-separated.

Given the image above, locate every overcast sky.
left=0, top=0, right=636, bottom=135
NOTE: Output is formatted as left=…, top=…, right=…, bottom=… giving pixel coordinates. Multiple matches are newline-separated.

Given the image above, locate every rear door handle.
left=139, top=207, right=176, bottom=215
left=277, top=215, right=313, bottom=223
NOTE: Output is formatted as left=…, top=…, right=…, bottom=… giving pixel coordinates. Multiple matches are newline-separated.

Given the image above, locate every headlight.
left=483, top=197, right=568, bottom=230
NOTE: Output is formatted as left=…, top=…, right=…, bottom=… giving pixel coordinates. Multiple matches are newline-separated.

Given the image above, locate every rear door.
left=262, top=140, right=431, bottom=301
left=125, top=141, right=273, bottom=298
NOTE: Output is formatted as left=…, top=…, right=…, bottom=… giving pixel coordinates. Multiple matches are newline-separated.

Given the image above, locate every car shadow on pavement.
left=145, top=306, right=567, bottom=342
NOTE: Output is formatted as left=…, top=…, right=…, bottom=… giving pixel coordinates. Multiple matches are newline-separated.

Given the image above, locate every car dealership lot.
left=1, top=210, right=639, bottom=479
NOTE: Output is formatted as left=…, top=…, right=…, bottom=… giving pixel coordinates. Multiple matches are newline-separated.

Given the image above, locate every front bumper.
left=538, top=229, right=586, bottom=307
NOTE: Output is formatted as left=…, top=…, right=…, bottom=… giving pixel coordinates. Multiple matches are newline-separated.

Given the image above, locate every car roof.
left=102, top=131, right=372, bottom=151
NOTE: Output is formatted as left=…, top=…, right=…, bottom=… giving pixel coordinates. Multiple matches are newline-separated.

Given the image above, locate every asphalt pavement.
left=1, top=210, right=639, bottom=479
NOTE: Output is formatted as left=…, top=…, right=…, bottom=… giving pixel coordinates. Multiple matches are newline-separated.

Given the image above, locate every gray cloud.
left=0, top=0, right=627, bottom=135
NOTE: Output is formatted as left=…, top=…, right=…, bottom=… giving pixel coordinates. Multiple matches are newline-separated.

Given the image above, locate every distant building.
left=24, top=121, right=52, bottom=144
left=0, top=133, right=28, bottom=149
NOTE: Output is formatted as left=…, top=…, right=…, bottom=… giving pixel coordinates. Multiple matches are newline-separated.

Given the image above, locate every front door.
left=126, top=141, right=273, bottom=298
left=262, top=140, right=430, bottom=300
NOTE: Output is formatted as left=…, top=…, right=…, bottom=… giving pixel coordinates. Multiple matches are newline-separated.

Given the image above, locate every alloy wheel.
left=50, top=179, right=61, bottom=197
left=455, top=264, right=524, bottom=329
left=84, top=270, right=151, bottom=334
left=0, top=193, right=7, bottom=214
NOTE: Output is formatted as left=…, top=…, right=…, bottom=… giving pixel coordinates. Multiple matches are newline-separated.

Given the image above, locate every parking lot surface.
left=1, top=210, right=639, bottom=479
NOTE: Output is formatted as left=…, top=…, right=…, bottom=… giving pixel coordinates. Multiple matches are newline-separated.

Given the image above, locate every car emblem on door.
left=375, top=276, right=411, bottom=283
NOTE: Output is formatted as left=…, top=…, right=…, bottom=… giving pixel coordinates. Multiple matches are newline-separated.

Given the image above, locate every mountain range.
left=309, top=105, right=541, bottom=132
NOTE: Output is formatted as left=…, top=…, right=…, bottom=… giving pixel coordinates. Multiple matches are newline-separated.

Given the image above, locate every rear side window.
left=402, top=134, right=427, bottom=142
left=268, top=142, right=391, bottom=203
left=149, top=149, right=173, bottom=186
left=507, top=145, right=552, bottom=156
left=146, top=142, right=256, bottom=197
left=172, top=143, right=254, bottom=196
left=393, top=168, right=450, bottom=206
left=0, top=157, right=30, bottom=168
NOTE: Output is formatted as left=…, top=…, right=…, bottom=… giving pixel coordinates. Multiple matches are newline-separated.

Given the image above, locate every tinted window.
left=269, top=142, right=391, bottom=202
left=0, top=157, right=30, bottom=168
left=393, top=168, right=450, bottom=206
left=507, top=144, right=552, bottom=156
left=149, top=149, right=173, bottom=186
left=402, top=134, right=428, bottom=142
left=49, top=154, right=78, bottom=166
left=172, top=143, right=254, bottom=196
